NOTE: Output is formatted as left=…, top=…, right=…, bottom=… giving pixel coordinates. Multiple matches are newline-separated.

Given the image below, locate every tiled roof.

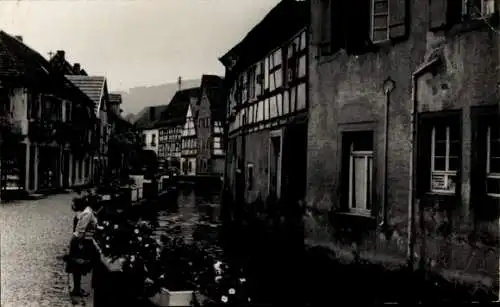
left=0, top=30, right=95, bottom=109
left=108, top=93, right=122, bottom=105
left=65, top=75, right=107, bottom=115
left=155, top=87, right=200, bottom=128
left=200, top=75, right=225, bottom=121
left=134, top=104, right=169, bottom=130
left=0, top=30, right=51, bottom=79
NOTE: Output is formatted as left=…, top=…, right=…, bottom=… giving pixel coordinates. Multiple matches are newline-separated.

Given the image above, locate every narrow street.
left=1, top=193, right=77, bottom=307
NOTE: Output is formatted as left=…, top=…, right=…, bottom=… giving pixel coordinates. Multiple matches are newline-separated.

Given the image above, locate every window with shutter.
left=370, top=0, right=407, bottom=43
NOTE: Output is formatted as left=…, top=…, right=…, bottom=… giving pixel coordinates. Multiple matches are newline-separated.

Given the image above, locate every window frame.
left=486, top=124, right=500, bottom=198
left=430, top=124, right=459, bottom=195
left=342, top=130, right=375, bottom=215
left=370, top=0, right=390, bottom=44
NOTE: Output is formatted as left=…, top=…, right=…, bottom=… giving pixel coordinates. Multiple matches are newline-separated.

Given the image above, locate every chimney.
left=56, top=50, right=65, bottom=60
left=149, top=107, right=155, bottom=121
left=73, top=63, right=81, bottom=75
left=14, top=35, right=23, bottom=42
left=178, top=76, right=182, bottom=91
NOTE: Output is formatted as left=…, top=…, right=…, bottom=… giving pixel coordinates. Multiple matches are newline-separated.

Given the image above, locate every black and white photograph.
left=0, top=0, right=499, bottom=306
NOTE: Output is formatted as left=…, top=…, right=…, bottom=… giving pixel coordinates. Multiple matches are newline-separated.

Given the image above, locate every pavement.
left=0, top=193, right=93, bottom=307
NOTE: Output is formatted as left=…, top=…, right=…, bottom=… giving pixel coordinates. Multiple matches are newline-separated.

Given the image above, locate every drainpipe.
left=381, top=77, right=395, bottom=235
left=408, top=58, right=440, bottom=270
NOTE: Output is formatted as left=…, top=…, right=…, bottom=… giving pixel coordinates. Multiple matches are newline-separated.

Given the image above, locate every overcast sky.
left=0, top=0, right=280, bottom=91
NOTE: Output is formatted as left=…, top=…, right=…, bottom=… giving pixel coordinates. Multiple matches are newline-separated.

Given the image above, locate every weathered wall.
left=306, top=0, right=499, bottom=286
left=10, top=88, right=28, bottom=134
left=142, top=129, right=159, bottom=154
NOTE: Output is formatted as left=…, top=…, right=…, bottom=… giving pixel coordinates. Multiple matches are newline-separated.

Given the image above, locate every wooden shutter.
left=389, top=0, right=407, bottom=39
left=429, top=0, right=448, bottom=30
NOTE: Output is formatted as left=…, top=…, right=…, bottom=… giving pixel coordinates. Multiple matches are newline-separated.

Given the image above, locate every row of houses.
left=0, top=31, right=132, bottom=199
left=220, top=0, right=499, bottom=294
left=136, top=75, right=226, bottom=177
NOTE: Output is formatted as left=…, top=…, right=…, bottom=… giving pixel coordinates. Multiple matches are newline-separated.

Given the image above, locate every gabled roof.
left=219, top=0, right=308, bottom=72
left=0, top=30, right=95, bottom=110
left=155, top=87, right=201, bottom=128
left=65, top=75, right=107, bottom=115
left=49, top=52, right=74, bottom=75
left=108, top=93, right=122, bottom=105
left=200, top=74, right=225, bottom=121
left=134, top=104, right=169, bottom=130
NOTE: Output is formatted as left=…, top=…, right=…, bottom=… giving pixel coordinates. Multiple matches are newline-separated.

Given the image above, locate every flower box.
left=148, top=287, right=194, bottom=307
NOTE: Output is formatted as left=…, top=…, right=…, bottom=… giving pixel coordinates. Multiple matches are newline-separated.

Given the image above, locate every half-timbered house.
left=156, top=87, right=200, bottom=172
left=195, top=75, right=226, bottom=176
left=220, top=0, right=309, bottom=205
left=0, top=31, right=96, bottom=198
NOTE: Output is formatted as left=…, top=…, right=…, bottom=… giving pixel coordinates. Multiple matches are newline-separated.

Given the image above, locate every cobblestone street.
left=1, top=193, right=77, bottom=307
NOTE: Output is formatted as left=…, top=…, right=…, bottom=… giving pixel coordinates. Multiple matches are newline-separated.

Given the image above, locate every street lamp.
left=381, top=77, right=395, bottom=236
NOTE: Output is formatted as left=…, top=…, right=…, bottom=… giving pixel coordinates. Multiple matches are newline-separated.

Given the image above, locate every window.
left=214, top=121, right=223, bottom=134
left=368, top=0, right=407, bottom=43
left=269, top=130, right=282, bottom=198
left=465, top=0, right=496, bottom=18
left=214, top=136, right=223, bottom=155
left=248, top=66, right=257, bottom=101
left=151, top=134, right=156, bottom=146
left=370, top=0, right=389, bottom=43
left=343, top=131, right=374, bottom=213
left=430, top=124, right=459, bottom=194
left=486, top=124, right=500, bottom=198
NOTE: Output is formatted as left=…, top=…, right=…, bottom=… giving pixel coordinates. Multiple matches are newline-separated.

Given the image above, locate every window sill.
left=335, top=210, right=375, bottom=219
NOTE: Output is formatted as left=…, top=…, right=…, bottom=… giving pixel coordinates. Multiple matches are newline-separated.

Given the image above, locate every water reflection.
left=154, top=184, right=221, bottom=245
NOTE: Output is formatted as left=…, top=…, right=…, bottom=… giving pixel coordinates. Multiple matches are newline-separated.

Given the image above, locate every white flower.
left=138, top=237, right=143, bottom=242
left=130, top=255, right=136, bottom=262
left=105, top=244, right=110, bottom=249
left=221, top=295, right=228, bottom=303
left=145, top=244, right=149, bottom=248
left=105, top=236, right=110, bottom=241
left=239, top=278, right=246, bottom=283
left=228, top=288, right=235, bottom=295
left=113, top=224, right=119, bottom=229
left=134, top=229, right=139, bottom=234
left=215, top=276, right=222, bottom=283
left=248, top=297, right=251, bottom=302
left=97, top=225, right=104, bottom=230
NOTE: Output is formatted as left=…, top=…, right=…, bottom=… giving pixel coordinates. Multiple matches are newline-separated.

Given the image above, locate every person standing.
left=67, top=191, right=99, bottom=297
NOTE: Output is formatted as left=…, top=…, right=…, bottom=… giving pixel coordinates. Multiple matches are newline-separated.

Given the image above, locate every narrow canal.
left=153, top=184, right=222, bottom=245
